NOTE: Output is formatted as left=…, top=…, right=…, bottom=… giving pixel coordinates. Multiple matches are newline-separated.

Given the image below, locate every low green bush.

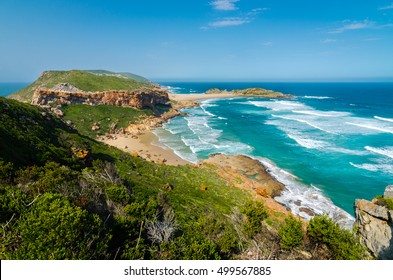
left=374, top=195, right=393, bottom=210
left=1, top=193, right=109, bottom=259
left=278, top=215, right=303, bottom=250
left=307, top=215, right=366, bottom=260
left=241, top=201, right=269, bottom=236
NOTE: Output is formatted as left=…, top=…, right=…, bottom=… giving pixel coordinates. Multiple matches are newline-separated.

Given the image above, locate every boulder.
left=355, top=198, right=393, bottom=259
left=91, top=122, right=100, bottom=131
left=384, top=185, right=393, bottom=199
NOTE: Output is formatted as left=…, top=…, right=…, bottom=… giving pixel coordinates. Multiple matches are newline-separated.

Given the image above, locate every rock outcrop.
left=355, top=186, right=393, bottom=259
left=201, top=154, right=290, bottom=219
left=205, top=87, right=291, bottom=98
left=31, top=86, right=170, bottom=110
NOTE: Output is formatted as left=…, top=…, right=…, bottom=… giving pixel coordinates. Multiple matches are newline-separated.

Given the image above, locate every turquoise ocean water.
left=156, top=82, right=393, bottom=227
left=0, top=83, right=29, bottom=97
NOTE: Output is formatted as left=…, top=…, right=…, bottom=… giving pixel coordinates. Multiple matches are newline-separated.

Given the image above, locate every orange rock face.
left=31, top=88, right=170, bottom=110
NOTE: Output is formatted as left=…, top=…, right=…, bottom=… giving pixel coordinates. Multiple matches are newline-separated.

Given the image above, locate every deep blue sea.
left=157, top=82, right=393, bottom=227
left=0, top=83, right=29, bottom=97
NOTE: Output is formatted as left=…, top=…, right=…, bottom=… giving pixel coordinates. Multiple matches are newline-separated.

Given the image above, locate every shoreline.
left=100, top=92, right=354, bottom=227
left=101, top=93, right=242, bottom=165
left=102, top=131, right=190, bottom=166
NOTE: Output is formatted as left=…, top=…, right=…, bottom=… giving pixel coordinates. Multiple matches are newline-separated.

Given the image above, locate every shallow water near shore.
left=157, top=82, right=393, bottom=225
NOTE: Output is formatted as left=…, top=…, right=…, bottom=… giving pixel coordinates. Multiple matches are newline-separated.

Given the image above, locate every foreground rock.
left=355, top=186, right=393, bottom=259
left=205, top=87, right=292, bottom=98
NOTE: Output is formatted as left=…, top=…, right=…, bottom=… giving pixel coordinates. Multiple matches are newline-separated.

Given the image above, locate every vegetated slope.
left=0, top=97, right=368, bottom=260
left=8, top=70, right=152, bottom=102
left=0, top=97, right=251, bottom=259
left=86, top=70, right=151, bottom=83
left=61, top=104, right=154, bottom=138
left=0, top=97, right=77, bottom=167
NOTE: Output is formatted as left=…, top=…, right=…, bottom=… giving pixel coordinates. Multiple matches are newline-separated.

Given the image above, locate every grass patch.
left=62, top=104, right=153, bottom=138
left=9, top=70, right=152, bottom=102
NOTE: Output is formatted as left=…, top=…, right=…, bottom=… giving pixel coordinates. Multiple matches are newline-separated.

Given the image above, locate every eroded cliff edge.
left=355, top=185, right=393, bottom=259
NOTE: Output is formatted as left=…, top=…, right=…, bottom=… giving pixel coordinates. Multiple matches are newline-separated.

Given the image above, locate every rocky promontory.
left=355, top=185, right=393, bottom=259
left=31, top=86, right=170, bottom=111
left=205, top=87, right=291, bottom=98
left=202, top=154, right=290, bottom=217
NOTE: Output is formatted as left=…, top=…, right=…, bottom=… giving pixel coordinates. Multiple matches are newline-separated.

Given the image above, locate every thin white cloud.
left=210, top=0, right=239, bottom=11
left=329, top=20, right=375, bottom=33
left=208, top=17, right=249, bottom=27
left=262, top=41, right=273, bottom=46
left=379, top=2, right=393, bottom=10
left=205, top=1, right=269, bottom=29
left=321, top=38, right=337, bottom=43
left=247, top=7, right=270, bottom=16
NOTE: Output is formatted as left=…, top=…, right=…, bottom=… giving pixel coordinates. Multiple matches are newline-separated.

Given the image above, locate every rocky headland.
left=355, top=185, right=393, bottom=259
left=201, top=154, right=291, bottom=218
left=31, top=85, right=170, bottom=111
left=205, top=87, right=292, bottom=98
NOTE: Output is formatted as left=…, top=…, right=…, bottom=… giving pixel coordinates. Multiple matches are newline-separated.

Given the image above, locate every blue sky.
left=0, top=0, right=393, bottom=82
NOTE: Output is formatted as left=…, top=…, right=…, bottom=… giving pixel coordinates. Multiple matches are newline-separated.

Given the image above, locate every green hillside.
left=8, top=70, right=152, bottom=103
left=0, top=97, right=367, bottom=260
left=86, top=70, right=151, bottom=83
left=0, top=97, right=252, bottom=259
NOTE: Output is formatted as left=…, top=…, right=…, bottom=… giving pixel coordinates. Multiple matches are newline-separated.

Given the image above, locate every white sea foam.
left=249, top=100, right=308, bottom=111
left=303, top=96, right=332, bottom=99
left=346, top=122, right=393, bottom=134
left=292, top=110, right=349, bottom=118
left=272, top=114, right=337, bottom=134
left=200, top=105, right=216, bottom=117
left=255, top=157, right=355, bottom=229
left=164, top=86, right=186, bottom=94
left=328, top=147, right=367, bottom=156
left=287, top=134, right=329, bottom=149
left=185, top=116, right=222, bottom=141
left=374, top=116, right=393, bottom=123
left=365, top=146, right=393, bottom=159
left=152, top=129, right=199, bottom=163
left=349, top=162, right=393, bottom=175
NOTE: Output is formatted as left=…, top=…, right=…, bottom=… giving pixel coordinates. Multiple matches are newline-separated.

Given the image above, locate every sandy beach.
left=102, top=93, right=238, bottom=165
left=102, top=131, right=190, bottom=165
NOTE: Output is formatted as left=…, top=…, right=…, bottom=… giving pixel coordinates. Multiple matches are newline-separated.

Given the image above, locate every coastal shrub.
left=121, top=238, right=148, bottom=260
left=307, top=215, right=366, bottom=260
left=186, top=213, right=239, bottom=256
left=1, top=193, right=110, bottom=259
left=105, top=184, right=131, bottom=205
left=0, top=161, right=14, bottom=185
left=15, top=162, right=78, bottom=196
left=156, top=236, right=221, bottom=260
left=374, top=195, right=393, bottom=210
left=241, top=201, right=269, bottom=236
left=278, top=215, right=304, bottom=250
left=0, top=186, right=30, bottom=223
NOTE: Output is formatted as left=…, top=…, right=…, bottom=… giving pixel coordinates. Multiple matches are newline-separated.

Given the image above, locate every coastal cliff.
left=9, top=70, right=153, bottom=102
left=355, top=186, right=393, bottom=259
left=31, top=87, right=170, bottom=110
